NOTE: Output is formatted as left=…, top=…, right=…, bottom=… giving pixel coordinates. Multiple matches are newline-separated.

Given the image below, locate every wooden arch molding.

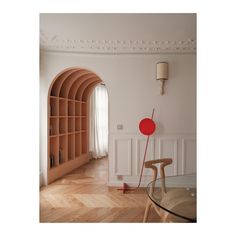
left=49, top=67, right=102, bottom=100
left=47, top=67, right=103, bottom=184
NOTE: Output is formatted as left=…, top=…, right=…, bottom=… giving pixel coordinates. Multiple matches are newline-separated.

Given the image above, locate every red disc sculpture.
left=139, top=118, right=156, bottom=136
left=118, top=108, right=157, bottom=193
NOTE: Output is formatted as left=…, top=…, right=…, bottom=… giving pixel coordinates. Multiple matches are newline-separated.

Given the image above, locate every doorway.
left=89, top=84, right=108, bottom=160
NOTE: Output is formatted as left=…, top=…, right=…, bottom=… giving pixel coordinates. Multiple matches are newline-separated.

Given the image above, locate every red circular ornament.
left=139, top=118, right=156, bottom=136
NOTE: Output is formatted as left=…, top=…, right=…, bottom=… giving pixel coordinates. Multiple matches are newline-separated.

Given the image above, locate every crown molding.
left=40, top=31, right=196, bottom=55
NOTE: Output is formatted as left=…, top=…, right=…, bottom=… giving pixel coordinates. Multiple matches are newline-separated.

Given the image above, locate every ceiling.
left=40, top=13, right=196, bottom=54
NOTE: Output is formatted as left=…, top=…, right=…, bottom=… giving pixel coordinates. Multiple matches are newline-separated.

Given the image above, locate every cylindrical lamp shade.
left=156, top=62, right=168, bottom=80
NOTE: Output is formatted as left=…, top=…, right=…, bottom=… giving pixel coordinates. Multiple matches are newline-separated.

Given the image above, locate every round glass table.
left=147, top=174, right=196, bottom=222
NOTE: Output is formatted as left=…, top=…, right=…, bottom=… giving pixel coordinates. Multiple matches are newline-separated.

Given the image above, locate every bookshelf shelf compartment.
left=82, top=103, right=87, bottom=116
left=49, top=136, right=59, bottom=168
left=59, top=118, right=67, bottom=134
left=75, top=133, right=81, bottom=157
left=68, top=101, right=75, bottom=116
left=68, top=117, right=75, bottom=133
left=59, top=99, right=67, bottom=116
left=49, top=118, right=59, bottom=136
left=59, top=135, right=67, bottom=164
left=82, top=117, right=87, bottom=131
left=50, top=97, right=59, bottom=116
left=48, top=67, right=102, bottom=184
left=81, top=132, right=88, bottom=154
left=75, top=102, right=81, bottom=116
left=75, top=117, right=81, bottom=132
left=68, top=134, right=75, bottom=160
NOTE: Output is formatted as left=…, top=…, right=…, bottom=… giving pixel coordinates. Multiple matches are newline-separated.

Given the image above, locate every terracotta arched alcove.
left=48, top=67, right=102, bottom=183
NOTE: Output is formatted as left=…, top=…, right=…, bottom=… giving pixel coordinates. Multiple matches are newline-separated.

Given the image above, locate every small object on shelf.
left=59, top=148, right=63, bottom=164
left=50, top=154, right=54, bottom=168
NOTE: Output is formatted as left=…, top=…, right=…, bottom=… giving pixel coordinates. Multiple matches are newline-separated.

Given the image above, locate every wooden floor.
left=40, top=157, right=160, bottom=223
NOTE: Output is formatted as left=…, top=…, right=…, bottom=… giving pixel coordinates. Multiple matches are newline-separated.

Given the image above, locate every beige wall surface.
left=40, top=51, right=196, bottom=186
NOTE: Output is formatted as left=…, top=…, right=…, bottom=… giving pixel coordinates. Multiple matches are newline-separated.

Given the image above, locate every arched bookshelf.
left=48, top=67, right=102, bottom=184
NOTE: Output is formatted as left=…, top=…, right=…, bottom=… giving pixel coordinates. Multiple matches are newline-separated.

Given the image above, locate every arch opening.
left=47, top=67, right=104, bottom=184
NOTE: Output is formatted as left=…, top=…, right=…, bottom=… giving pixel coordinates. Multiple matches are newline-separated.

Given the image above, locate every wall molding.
left=113, top=138, right=132, bottom=176
left=108, top=134, right=196, bottom=186
left=159, top=138, right=178, bottom=175
left=40, top=31, right=196, bottom=54
left=181, top=138, right=196, bottom=175
left=110, top=134, right=195, bottom=178
left=135, top=138, right=155, bottom=176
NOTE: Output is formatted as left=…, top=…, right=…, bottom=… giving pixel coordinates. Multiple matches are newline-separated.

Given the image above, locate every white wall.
left=40, top=50, right=196, bottom=186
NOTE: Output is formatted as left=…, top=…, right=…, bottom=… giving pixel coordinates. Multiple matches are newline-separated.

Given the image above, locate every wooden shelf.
left=68, top=134, right=75, bottom=160
left=75, top=133, right=81, bottom=157
left=75, top=117, right=81, bottom=132
left=82, top=117, right=87, bottom=130
left=59, top=117, right=67, bottom=134
left=49, top=136, right=59, bottom=168
left=59, top=135, right=67, bottom=164
left=49, top=118, right=58, bottom=136
left=59, top=99, right=67, bottom=116
left=58, top=97, right=68, bottom=101
left=82, top=103, right=87, bottom=116
left=68, top=101, right=75, bottom=116
left=48, top=67, right=102, bottom=184
left=75, top=102, right=81, bottom=116
left=49, top=98, right=59, bottom=116
left=81, top=131, right=88, bottom=154
left=68, top=117, right=74, bottom=133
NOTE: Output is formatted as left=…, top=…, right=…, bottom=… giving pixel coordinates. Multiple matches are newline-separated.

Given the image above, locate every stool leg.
left=143, top=199, right=152, bottom=222
left=161, top=210, right=169, bottom=222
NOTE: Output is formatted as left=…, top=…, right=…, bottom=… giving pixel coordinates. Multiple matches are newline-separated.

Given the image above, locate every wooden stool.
left=143, top=158, right=172, bottom=222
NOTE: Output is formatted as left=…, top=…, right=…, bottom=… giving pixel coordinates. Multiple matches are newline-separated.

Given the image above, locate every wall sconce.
left=156, top=62, right=169, bottom=95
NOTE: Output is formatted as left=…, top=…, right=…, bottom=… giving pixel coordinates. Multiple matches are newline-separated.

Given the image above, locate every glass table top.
left=147, top=174, right=196, bottom=222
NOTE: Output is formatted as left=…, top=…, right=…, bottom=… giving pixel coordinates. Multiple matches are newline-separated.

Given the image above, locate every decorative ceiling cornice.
left=40, top=31, right=196, bottom=54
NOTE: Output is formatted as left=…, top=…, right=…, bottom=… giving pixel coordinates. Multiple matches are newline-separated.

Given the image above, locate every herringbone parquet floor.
left=40, top=157, right=160, bottom=223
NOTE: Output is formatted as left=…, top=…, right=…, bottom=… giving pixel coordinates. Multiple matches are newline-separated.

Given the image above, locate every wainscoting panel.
left=135, top=138, right=155, bottom=176
left=109, top=133, right=196, bottom=186
left=181, top=138, right=196, bottom=174
left=158, top=138, right=178, bottom=176
left=113, top=138, right=132, bottom=176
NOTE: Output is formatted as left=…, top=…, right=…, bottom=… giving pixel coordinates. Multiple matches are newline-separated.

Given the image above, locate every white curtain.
left=89, top=85, right=108, bottom=159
